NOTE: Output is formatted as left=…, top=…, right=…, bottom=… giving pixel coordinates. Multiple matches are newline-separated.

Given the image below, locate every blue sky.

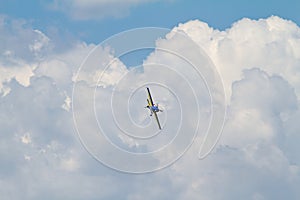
left=1, top=0, right=299, bottom=67
left=1, top=0, right=300, bottom=43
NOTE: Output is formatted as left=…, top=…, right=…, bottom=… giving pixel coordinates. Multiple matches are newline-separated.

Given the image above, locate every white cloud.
left=49, top=0, right=169, bottom=20
left=73, top=45, right=128, bottom=87
left=0, top=16, right=52, bottom=95
left=21, top=132, right=32, bottom=144
left=0, top=64, right=35, bottom=95
left=0, top=15, right=52, bottom=62
left=175, top=16, right=300, bottom=101
left=28, top=30, right=50, bottom=57
left=61, top=94, right=71, bottom=111
left=220, top=68, right=298, bottom=148
left=1, top=15, right=300, bottom=199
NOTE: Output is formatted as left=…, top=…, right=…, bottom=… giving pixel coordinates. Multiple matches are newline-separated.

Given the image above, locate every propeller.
left=156, top=103, right=163, bottom=112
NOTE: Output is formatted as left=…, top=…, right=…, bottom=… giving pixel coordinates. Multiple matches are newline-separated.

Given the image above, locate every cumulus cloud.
left=157, top=16, right=300, bottom=199
left=1, top=15, right=300, bottom=199
left=175, top=16, right=300, bottom=100
left=221, top=68, right=298, bottom=148
left=0, top=15, right=51, bottom=95
left=0, top=15, right=51, bottom=62
left=49, top=0, right=169, bottom=20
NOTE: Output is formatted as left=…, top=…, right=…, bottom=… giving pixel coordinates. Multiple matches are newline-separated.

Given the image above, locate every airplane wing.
left=146, top=87, right=154, bottom=106
left=147, top=99, right=151, bottom=107
left=153, top=112, right=162, bottom=130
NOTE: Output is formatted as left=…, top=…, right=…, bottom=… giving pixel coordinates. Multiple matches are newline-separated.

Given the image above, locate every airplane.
left=145, top=87, right=163, bottom=130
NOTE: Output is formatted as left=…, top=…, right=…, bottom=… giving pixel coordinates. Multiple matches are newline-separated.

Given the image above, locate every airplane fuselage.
left=146, top=105, right=160, bottom=114
left=150, top=105, right=159, bottom=112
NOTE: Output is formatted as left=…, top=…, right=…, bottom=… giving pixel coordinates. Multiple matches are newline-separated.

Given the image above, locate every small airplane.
left=145, top=87, right=163, bottom=130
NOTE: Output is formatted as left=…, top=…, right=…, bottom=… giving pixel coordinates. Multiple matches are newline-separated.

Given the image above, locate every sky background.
left=1, top=0, right=300, bottom=199
left=1, top=0, right=300, bottom=43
